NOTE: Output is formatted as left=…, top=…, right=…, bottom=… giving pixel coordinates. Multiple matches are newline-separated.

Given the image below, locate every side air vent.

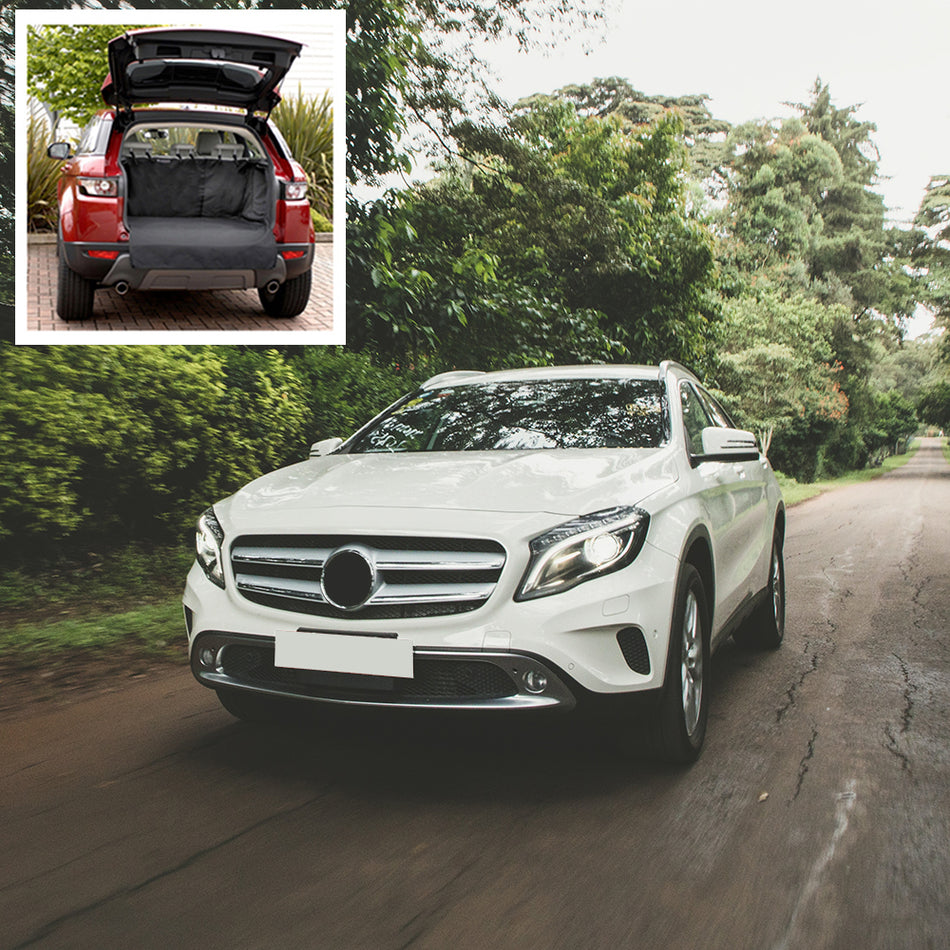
left=617, top=627, right=651, bottom=674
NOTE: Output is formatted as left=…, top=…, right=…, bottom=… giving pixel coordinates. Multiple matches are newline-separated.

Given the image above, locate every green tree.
left=28, top=25, right=149, bottom=129
left=789, top=80, right=911, bottom=321
left=724, top=117, right=844, bottom=270
left=348, top=101, right=717, bottom=370
left=712, top=291, right=850, bottom=479
left=914, top=175, right=950, bottom=359
left=917, top=381, right=950, bottom=429
left=536, top=76, right=734, bottom=201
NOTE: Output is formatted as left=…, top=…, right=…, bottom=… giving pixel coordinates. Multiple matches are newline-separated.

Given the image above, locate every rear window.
left=121, top=124, right=265, bottom=159
left=346, top=379, right=670, bottom=453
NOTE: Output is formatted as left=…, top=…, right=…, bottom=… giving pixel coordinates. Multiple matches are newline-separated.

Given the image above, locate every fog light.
left=199, top=646, right=218, bottom=668
left=522, top=670, right=548, bottom=694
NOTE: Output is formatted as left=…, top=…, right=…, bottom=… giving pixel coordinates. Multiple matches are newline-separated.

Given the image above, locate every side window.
left=76, top=116, right=106, bottom=155
left=696, top=386, right=735, bottom=429
left=680, top=382, right=713, bottom=455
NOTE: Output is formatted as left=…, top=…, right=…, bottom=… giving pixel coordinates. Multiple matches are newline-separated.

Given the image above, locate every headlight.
left=195, top=507, right=225, bottom=589
left=283, top=180, right=308, bottom=200
left=78, top=177, right=118, bottom=197
left=516, top=506, right=650, bottom=601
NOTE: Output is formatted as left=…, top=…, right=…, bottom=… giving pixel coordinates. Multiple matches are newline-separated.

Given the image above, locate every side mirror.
left=47, top=142, right=73, bottom=161
left=309, top=437, right=343, bottom=458
left=700, top=427, right=760, bottom=459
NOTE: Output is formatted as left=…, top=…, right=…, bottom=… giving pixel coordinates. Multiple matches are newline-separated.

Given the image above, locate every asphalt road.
left=3, top=439, right=949, bottom=950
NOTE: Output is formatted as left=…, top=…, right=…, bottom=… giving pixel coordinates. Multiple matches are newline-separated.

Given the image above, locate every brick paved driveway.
left=26, top=234, right=335, bottom=334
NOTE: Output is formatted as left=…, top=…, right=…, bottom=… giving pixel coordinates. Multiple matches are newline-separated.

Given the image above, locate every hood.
left=220, top=449, right=679, bottom=530
left=102, top=28, right=303, bottom=113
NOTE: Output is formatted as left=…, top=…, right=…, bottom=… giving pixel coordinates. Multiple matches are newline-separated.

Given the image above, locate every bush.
left=0, top=346, right=310, bottom=556
left=0, top=345, right=423, bottom=560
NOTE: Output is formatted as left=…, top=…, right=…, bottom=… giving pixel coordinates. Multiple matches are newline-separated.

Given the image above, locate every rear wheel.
left=258, top=268, right=312, bottom=318
left=56, top=254, right=95, bottom=321
left=733, top=534, right=785, bottom=650
left=646, top=564, right=710, bottom=764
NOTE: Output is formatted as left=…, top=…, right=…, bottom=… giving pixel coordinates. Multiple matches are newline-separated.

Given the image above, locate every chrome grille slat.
left=231, top=534, right=506, bottom=619
left=370, top=582, right=495, bottom=605
left=375, top=551, right=505, bottom=571
left=232, top=544, right=332, bottom=568
left=236, top=573, right=326, bottom=602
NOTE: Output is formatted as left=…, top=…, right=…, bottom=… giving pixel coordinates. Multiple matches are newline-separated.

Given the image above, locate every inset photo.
left=15, top=9, right=345, bottom=343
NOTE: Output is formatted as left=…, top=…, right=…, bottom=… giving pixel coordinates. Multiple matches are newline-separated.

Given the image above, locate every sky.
left=480, top=0, right=949, bottom=229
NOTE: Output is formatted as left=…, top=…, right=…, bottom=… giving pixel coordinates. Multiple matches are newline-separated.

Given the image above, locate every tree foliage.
left=914, top=175, right=950, bottom=359
left=27, top=24, right=149, bottom=128
left=349, top=101, right=717, bottom=371
left=536, top=77, right=733, bottom=200
left=916, top=381, right=950, bottom=429
left=713, top=292, right=850, bottom=479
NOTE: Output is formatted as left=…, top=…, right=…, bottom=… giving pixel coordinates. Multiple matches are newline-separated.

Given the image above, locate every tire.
left=647, top=564, right=711, bottom=764
left=216, top=688, right=290, bottom=723
left=733, top=534, right=785, bottom=650
left=258, top=268, right=312, bottom=318
left=56, top=253, right=95, bottom=321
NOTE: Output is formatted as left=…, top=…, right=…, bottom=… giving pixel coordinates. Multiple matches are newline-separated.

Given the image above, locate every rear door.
left=103, top=29, right=303, bottom=113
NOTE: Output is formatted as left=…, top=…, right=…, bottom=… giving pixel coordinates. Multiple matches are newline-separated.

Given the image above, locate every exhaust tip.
left=114, top=281, right=129, bottom=295
left=265, top=280, right=281, bottom=294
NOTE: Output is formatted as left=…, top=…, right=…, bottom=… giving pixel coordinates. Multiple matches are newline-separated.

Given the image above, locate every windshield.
left=346, top=379, right=669, bottom=453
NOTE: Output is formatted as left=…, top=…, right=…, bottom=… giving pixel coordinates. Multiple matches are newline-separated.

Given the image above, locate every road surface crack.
left=10, top=792, right=331, bottom=949
left=791, top=727, right=819, bottom=802
left=396, top=856, right=483, bottom=949
left=776, top=641, right=821, bottom=724
left=883, top=653, right=917, bottom=777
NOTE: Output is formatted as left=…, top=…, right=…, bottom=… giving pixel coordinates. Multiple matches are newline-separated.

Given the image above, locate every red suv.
left=46, top=28, right=316, bottom=322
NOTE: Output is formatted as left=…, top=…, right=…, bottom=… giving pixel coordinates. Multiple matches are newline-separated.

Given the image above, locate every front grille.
left=220, top=643, right=518, bottom=703
left=617, top=626, right=651, bottom=674
left=230, top=534, right=507, bottom=619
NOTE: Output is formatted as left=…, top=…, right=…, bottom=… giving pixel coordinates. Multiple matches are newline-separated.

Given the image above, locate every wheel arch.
left=680, top=525, right=715, bottom=628
left=774, top=503, right=786, bottom=549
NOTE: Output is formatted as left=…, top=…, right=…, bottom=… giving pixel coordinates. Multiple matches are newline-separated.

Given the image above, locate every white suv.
left=184, top=363, right=785, bottom=762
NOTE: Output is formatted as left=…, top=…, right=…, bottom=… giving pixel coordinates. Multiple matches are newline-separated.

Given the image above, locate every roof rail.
left=658, top=360, right=696, bottom=381
left=422, top=370, right=486, bottom=389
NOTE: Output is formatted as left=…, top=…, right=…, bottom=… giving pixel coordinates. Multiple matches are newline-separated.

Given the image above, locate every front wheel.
left=258, top=268, right=312, bottom=318
left=646, top=564, right=711, bottom=764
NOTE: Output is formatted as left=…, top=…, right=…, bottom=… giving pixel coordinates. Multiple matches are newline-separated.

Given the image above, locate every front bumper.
left=191, top=631, right=578, bottom=711
left=183, top=531, right=680, bottom=712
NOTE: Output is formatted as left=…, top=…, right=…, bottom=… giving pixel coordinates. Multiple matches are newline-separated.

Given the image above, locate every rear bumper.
left=60, top=241, right=313, bottom=288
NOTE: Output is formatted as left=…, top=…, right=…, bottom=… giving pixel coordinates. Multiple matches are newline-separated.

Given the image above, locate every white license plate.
left=274, top=631, right=413, bottom=679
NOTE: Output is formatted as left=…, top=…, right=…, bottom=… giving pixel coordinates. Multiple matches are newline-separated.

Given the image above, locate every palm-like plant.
left=271, top=87, right=333, bottom=223
left=28, top=115, right=64, bottom=232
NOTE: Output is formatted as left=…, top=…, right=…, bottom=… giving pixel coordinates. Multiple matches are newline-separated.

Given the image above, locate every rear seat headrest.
left=123, top=141, right=153, bottom=159
left=213, top=144, right=243, bottom=161
left=195, top=130, right=222, bottom=155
